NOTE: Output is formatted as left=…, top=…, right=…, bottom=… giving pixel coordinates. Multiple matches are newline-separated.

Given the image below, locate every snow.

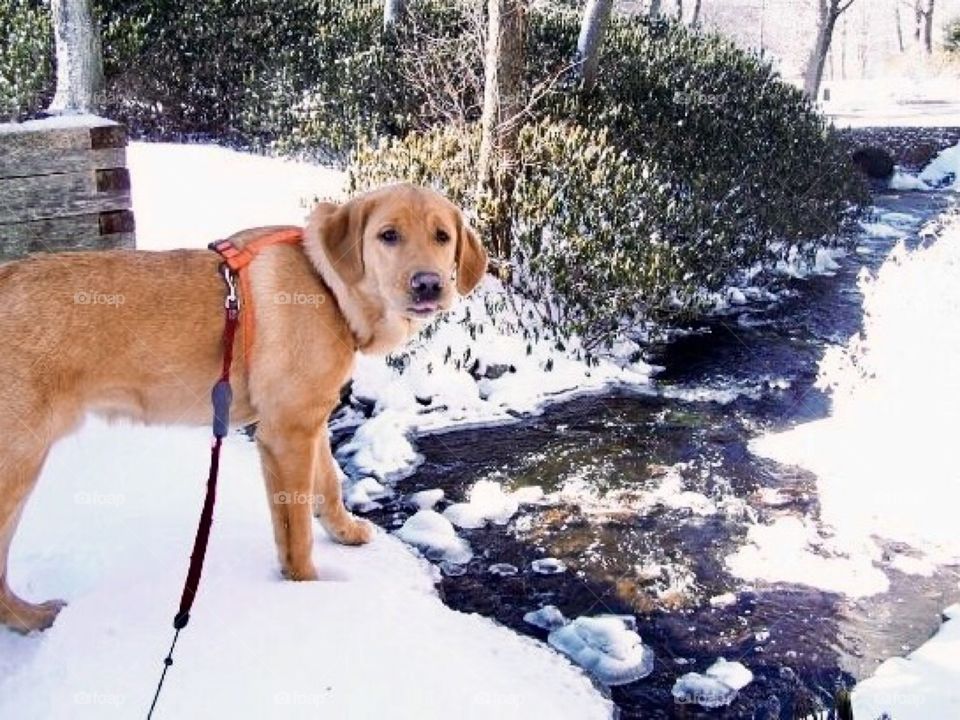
left=887, top=170, right=931, bottom=192
left=918, top=143, right=960, bottom=190
left=408, top=488, right=444, bottom=510
left=0, top=420, right=609, bottom=720
left=753, top=212, right=960, bottom=565
left=335, top=409, right=422, bottom=481
left=442, top=480, right=540, bottom=529
left=853, top=605, right=960, bottom=719
left=0, top=142, right=614, bottom=719
left=725, top=516, right=890, bottom=598
left=0, top=113, right=119, bottom=134
left=394, top=510, right=473, bottom=566
left=548, top=616, right=655, bottom=687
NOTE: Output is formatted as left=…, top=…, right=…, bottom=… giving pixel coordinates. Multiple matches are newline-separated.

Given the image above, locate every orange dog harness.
left=209, top=228, right=303, bottom=361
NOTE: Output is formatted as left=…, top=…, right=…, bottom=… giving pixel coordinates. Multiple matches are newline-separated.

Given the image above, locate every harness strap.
left=209, top=228, right=304, bottom=361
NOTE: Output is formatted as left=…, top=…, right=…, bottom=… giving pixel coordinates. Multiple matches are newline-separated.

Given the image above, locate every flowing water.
left=358, top=190, right=960, bottom=718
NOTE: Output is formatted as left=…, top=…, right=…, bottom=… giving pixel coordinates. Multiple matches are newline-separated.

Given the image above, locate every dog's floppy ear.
left=308, top=199, right=367, bottom=285
left=456, top=218, right=487, bottom=295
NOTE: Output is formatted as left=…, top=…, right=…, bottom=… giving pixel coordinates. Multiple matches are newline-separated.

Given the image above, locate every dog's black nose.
left=410, top=271, right=443, bottom=303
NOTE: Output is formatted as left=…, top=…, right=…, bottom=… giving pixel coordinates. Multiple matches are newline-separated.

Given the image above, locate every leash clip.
left=222, top=265, right=239, bottom=311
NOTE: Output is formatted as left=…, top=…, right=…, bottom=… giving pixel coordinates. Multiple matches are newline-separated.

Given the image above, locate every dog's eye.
left=436, top=229, right=451, bottom=245
left=380, top=229, right=400, bottom=245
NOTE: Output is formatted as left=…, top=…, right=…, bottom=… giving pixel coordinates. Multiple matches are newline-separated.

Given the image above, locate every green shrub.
left=0, top=0, right=53, bottom=122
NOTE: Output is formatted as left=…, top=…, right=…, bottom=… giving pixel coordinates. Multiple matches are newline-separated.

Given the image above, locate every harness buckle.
left=222, top=265, right=239, bottom=311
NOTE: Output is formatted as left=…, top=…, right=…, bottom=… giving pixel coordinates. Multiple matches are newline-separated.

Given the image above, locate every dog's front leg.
left=313, top=432, right=374, bottom=546
left=256, top=421, right=320, bottom=581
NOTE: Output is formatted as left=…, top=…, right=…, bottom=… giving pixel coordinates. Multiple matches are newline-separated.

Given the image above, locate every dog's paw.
left=281, top=562, right=319, bottom=582
left=0, top=597, right=66, bottom=634
left=325, top=515, right=375, bottom=546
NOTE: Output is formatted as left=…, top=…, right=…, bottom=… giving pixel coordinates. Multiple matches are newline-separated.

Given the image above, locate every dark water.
left=355, top=190, right=960, bottom=719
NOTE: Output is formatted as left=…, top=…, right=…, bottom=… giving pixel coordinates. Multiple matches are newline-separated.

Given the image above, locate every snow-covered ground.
left=821, top=77, right=960, bottom=128
left=747, top=144, right=960, bottom=717
left=0, top=143, right=613, bottom=719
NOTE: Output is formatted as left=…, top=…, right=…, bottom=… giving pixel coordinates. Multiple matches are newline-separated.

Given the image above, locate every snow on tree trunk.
left=576, top=0, right=613, bottom=93
left=383, top=0, right=407, bottom=30
left=47, top=0, right=104, bottom=115
left=477, top=0, right=527, bottom=261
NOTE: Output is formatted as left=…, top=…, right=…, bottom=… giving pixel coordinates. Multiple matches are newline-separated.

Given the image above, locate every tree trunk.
left=477, top=0, right=528, bottom=261
left=690, top=0, right=703, bottom=26
left=914, top=0, right=923, bottom=45
left=649, top=0, right=662, bottom=18
left=383, top=0, right=407, bottom=30
left=803, top=0, right=855, bottom=100
left=576, top=0, right=614, bottom=93
left=894, top=3, right=904, bottom=52
left=47, top=0, right=104, bottom=115
left=677, top=0, right=684, bottom=21
left=922, top=0, right=935, bottom=53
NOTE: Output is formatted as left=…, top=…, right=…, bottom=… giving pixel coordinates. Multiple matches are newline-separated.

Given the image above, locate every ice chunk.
left=672, top=658, right=753, bottom=708
left=409, top=488, right=444, bottom=510
left=523, top=605, right=568, bottom=632
left=705, top=658, right=753, bottom=690
left=708, top=592, right=737, bottom=609
left=488, top=563, right=519, bottom=577
left=672, top=673, right=738, bottom=708
left=443, top=480, right=520, bottom=529
left=548, top=616, right=655, bottom=686
left=532, top=558, right=567, bottom=575
left=395, top=510, right=472, bottom=565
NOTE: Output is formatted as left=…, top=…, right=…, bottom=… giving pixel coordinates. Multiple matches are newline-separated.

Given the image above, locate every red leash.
left=147, top=264, right=239, bottom=719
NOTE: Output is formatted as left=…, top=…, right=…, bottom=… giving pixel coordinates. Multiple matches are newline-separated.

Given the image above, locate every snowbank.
left=0, top=143, right=613, bottom=718
left=853, top=605, right=960, bottom=719
left=919, top=142, right=960, bottom=190
left=753, top=212, right=960, bottom=563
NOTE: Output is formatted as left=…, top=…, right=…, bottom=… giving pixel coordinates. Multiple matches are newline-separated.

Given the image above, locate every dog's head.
left=305, top=183, right=487, bottom=352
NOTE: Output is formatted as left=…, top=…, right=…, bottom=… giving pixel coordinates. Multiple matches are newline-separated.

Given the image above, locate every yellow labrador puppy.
left=0, top=183, right=487, bottom=633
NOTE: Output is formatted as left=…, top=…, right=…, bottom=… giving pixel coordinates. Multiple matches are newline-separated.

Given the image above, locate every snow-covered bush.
left=350, top=121, right=688, bottom=348
left=0, top=0, right=52, bottom=121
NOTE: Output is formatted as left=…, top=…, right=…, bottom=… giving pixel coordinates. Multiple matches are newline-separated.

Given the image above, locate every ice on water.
left=548, top=616, right=655, bottom=686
